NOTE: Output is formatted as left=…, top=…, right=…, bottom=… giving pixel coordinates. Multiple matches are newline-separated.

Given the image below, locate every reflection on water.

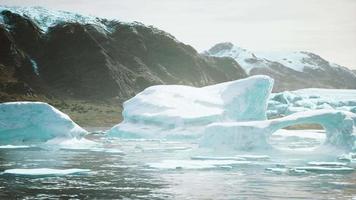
left=0, top=129, right=355, bottom=199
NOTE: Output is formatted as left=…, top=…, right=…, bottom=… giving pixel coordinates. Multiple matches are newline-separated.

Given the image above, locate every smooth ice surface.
left=201, top=109, right=356, bottom=150
left=3, top=168, right=90, bottom=176
left=0, top=102, right=87, bottom=145
left=108, top=75, right=273, bottom=138
left=268, top=88, right=356, bottom=118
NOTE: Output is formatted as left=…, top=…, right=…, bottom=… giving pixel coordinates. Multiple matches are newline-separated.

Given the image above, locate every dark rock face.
left=0, top=10, right=246, bottom=101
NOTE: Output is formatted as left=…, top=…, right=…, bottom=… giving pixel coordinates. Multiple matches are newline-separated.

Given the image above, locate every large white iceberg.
left=0, top=102, right=87, bottom=144
left=108, top=75, right=356, bottom=151
left=108, top=75, right=274, bottom=138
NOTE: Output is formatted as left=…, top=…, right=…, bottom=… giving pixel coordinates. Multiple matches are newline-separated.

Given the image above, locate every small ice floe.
left=0, top=145, right=31, bottom=149
left=294, top=166, right=354, bottom=173
left=265, top=167, right=308, bottom=175
left=2, top=168, right=91, bottom=176
left=50, top=138, right=99, bottom=150
left=90, top=148, right=125, bottom=154
left=307, top=161, right=347, bottom=167
left=265, top=167, right=289, bottom=174
left=338, top=152, right=356, bottom=162
left=235, top=155, right=270, bottom=161
left=146, top=159, right=250, bottom=170
left=191, top=156, right=246, bottom=161
left=135, top=146, right=191, bottom=152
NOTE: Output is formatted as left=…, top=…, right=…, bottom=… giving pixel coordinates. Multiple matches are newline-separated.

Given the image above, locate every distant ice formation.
left=0, top=102, right=87, bottom=145
left=109, top=75, right=356, bottom=151
left=268, top=89, right=356, bottom=118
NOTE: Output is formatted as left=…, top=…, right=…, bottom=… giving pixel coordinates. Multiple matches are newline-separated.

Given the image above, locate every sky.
left=1, top=0, right=356, bottom=69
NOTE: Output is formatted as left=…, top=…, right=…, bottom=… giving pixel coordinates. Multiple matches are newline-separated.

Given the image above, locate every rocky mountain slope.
left=0, top=6, right=246, bottom=102
left=205, top=42, right=356, bottom=91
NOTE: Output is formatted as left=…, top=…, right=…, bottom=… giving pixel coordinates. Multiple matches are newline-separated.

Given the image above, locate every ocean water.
left=0, top=129, right=355, bottom=199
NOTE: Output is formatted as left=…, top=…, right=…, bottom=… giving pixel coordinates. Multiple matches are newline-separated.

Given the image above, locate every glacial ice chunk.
left=108, top=75, right=274, bottom=138
left=201, top=110, right=356, bottom=150
left=108, top=75, right=355, bottom=151
left=0, top=102, right=87, bottom=144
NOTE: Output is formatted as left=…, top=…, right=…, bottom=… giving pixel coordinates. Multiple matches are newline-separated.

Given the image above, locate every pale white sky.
left=1, top=0, right=356, bottom=69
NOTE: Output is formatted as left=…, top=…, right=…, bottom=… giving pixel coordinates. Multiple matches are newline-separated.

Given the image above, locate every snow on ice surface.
left=3, top=168, right=90, bottom=176
left=0, top=102, right=87, bottom=145
left=0, top=6, right=109, bottom=32
left=108, top=75, right=273, bottom=139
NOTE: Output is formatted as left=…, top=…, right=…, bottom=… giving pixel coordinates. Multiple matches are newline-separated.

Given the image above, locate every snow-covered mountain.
left=205, top=42, right=356, bottom=91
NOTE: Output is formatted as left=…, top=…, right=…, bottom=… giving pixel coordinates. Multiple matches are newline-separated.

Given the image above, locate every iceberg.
left=0, top=102, right=87, bottom=145
left=267, top=89, right=356, bottom=118
left=108, top=75, right=273, bottom=138
left=108, top=75, right=356, bottom=151
left=201, top=110, right=356, bottom=150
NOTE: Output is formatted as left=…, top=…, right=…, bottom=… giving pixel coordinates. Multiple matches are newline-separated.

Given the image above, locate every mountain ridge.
left=205, top=42, right=356, bottom=91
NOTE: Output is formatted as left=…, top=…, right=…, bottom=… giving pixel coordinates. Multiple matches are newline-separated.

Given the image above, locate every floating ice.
left=108, top=75, right=273, bottom=139
left=147, top=159, right=250, bottom=170
left=201, top=110, right=356, bottom=150
left=0, top=102, right=87, bottom=145
left=191, top=156, right=246, bottom=161
left=191, top=154, right=269, bottom=161
left=294, top=166, right=354, bottom=173
left=268, top=89, right=356, bottom=118
left=49, top=138, right=99, bottom=150
left=3, top=168, right=90, bottom=176
left=108, top=75, right=356, bottom=151
left=307, top=161, right=347, bottom=167
left=0, top=145, right=31, bottom=149
left=90, top=148, right=125, bottom=154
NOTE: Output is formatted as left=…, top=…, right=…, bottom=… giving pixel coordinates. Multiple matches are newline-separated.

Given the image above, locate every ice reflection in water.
left=0, top=129, right=355, bottom=199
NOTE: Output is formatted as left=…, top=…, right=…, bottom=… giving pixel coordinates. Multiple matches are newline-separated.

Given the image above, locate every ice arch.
left=201, top=110, right=356, bottom=151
